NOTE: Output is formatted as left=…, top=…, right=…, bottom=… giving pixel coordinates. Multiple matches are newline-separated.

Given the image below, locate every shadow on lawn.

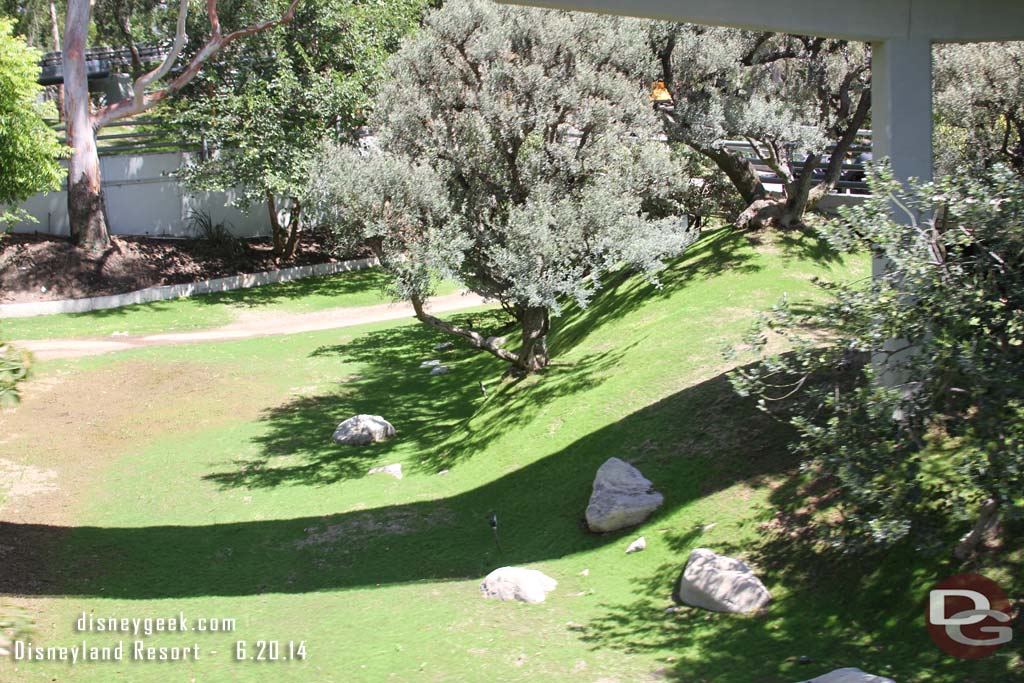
left=0, top=366, right=795, bottom=601
left=202, top=308, right=624, bottom=488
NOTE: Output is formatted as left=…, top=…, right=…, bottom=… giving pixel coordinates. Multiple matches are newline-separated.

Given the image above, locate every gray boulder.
left=420, top=359, right=442, bottom=368
left=332, top=415, right=396, bottom=446
left=480, top=567, right=557, bottom=604
left=794, top=669, right=894, bottom=683
left=368, top=463, right=403, bottom=480
left=433, top=342, right=454, bottom=351
left=430, top=365, right=451, bottom=375
left=585, top=458, right=664, bottom=532
left=676, top=548, right=772, bottom=614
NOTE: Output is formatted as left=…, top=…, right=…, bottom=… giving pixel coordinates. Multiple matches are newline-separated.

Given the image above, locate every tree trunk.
left=689, top=141, right=767, bottom=206
left=267, top=194, right=302, bottom=260
left=49, top=0, right=64, bottom=122
left=64, top=0, right=110, bottom=252
left=954, top=498, right=1000, bottom=560
left=518, top=306, right=550, bottom=373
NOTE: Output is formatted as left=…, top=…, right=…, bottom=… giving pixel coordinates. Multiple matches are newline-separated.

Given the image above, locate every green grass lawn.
left=0, top=228, right=1018, bottom=683
left=0, top=268, right=459, bottom=341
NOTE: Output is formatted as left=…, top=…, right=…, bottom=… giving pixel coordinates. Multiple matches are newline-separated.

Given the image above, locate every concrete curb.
left=0, top=257, right=380, bottom=319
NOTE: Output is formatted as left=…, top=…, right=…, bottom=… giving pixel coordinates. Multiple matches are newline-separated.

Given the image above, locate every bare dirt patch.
left=0, top=229, right=355, bottom=303
left=295, top=507, right=456, bottom=549
left=0, top=358, right=265, bottom=525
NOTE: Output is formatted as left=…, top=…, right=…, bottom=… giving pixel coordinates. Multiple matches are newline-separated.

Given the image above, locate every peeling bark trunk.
left=64, top=0, right=110, bottom=252
left=49, top=0, right=64, bottom=122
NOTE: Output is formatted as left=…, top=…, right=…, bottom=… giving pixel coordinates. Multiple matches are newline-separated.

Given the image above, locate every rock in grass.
left=368, top=463, right=403, bottom=480
left=585, top=458, right=663, bottom=533
left=675, top=548, right=771, bottom=614
left=332, top=415, right=396, bottom=446
left=420, top=359, right=442, bottom=367
left=480, top=567, right=557, bottom=604
left=433, top=342, right=454, bottom=351
left=430, top=365, right=451, bottom=375
left=793, top=669, right=894, bottom=683
left=625, top=536, right=647, bottom=554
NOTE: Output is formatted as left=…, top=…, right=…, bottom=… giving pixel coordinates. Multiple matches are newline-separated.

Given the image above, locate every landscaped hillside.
left=0, top=228, right=1017, bottom=682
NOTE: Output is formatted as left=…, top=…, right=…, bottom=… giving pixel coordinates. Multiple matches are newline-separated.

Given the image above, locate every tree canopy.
left=172, top=0, right=431, bottom=259
left=312, top=0, right=695, bottom=373
left=0, top=16, right=65, bottom=226
left=652, top=25, right=871, bottom=229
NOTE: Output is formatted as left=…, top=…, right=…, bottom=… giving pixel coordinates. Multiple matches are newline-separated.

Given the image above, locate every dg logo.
left=927, top=573, right=1015, bottom=659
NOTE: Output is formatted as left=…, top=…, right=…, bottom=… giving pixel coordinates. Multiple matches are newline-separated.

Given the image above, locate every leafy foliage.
left=0, top=17, right=66, bottom=225
left=0, top=341, right=30, bottom=406
left=652, top=25, right=871, bottom=229
left=731, top=166, right=1024, bottom=553
left=172, top=0, right=430, bottom=259
left=935, top=41, right=1024, bottom=178
left=311, top=0, right=695, bottom=372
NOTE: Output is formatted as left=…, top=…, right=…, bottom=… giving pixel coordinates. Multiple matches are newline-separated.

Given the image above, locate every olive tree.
left=311, top=0, right=694, bottom=374
left=651, top=26, right=871, bottom=230
left=935, top=41, right=1024, bottom=179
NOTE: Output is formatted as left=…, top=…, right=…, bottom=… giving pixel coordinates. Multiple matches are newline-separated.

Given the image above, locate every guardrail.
left=721, top=133, right=872, bottom=196
left=45, top=117, right=196, bottom=156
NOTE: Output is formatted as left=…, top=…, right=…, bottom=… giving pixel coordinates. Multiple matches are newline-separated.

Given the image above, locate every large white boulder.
left=676, top=548, right=772, bottom=614
left=480, top=567, right=557, bottom=604
left=585, top=458, right=664, bottom=532
left=794, top=668, right=894, bottom=683
left=332, top=415, right=396, bottom=446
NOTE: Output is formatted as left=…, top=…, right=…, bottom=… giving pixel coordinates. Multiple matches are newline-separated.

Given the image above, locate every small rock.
left=368, top=463, right=403, bottom=480
left=437, top=469, right=450, bottom=476
left=433, top=342, right=454, bottom=351
left=480, top=567, right=557, bottom=604
left=420, top=360, right=442, bottom=368
left=585, top=458, right=664, bottom=533
left=430, top=365, right=451, bottom=375
left=792, top=669, right=894, bottom=683
left=579, top=568, right=590, bottom=577
left=798, top=655, right=813, bottom=665
left=332, top=415, right=396, bottom=446
left=625, top=536, right=647, bottom=554
left=675, top=548, right=772, bottom=614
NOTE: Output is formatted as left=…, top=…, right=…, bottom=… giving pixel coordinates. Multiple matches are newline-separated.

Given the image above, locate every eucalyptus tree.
left=172, top=0, right=430, bottom=260
left=311, top=0, right=693, bottom=374
left=935, top=41, right=1024, bottom=178
left=60, top=0, right=302, bottom=252
left=651, top=25, right=871, bottom=229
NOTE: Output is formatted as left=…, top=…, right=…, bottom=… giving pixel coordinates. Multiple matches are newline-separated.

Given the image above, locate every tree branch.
left=410, top=294, right=521, bottom=365
left=94, top=0, right=302, bottom=129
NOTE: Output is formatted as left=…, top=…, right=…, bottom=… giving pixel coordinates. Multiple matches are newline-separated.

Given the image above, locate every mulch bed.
left=0, top=229, right=354, bottom=304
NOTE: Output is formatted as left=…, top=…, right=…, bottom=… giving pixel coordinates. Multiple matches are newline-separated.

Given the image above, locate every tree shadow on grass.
left=1, top=366, right=797, bottom=601
left=579, top=528, right=1013, bottom=683
left=553, top=228, right=762, bottom=355
left=204, top=309, right=627, bottom=488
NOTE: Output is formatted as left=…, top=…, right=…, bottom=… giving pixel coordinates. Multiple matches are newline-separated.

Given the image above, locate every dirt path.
left=15, top=292, right=489, bottom=360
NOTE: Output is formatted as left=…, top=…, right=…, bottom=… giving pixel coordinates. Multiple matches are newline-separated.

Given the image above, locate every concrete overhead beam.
left=497, top=0, right=1024, bottom=43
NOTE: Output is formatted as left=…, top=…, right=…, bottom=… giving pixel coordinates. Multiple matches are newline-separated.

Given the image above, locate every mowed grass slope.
left=0, top=229, right=1016, bottom=683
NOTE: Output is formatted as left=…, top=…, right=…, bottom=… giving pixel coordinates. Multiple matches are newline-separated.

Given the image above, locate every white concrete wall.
left=11, top=152, right=272, bottom=238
